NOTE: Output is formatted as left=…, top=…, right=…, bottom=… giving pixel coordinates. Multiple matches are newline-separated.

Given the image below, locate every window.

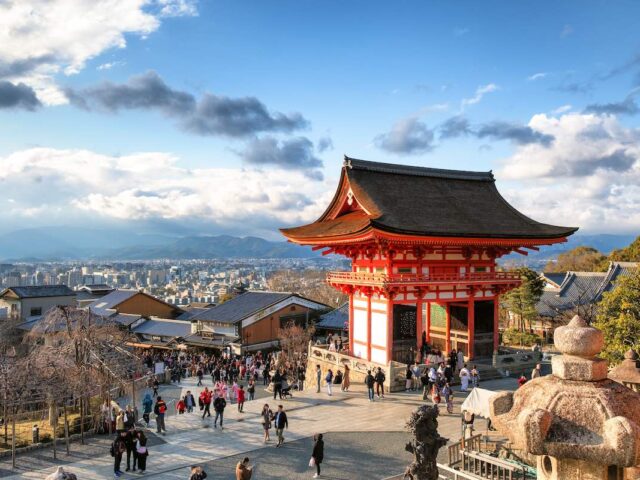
left=30, top=307, right=42, bottom=316
left=398, top=267, right=413, bottom=274
left=374, top=267, right=385, bottom=273
left=475, top=266, right=487, bottom=273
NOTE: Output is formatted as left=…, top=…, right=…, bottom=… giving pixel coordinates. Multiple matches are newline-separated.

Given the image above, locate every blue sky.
left=1, top=0, right=640, bottom=239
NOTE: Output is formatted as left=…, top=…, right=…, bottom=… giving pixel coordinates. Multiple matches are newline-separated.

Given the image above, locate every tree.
left=609, top=235, right=640, bottom=263
left=544, top=246, right=607, bottom=273
left=278, top=320, right=315, bottom=365
left=503, top=268, right=545, bottom=332
left=594, top=268, right=640, bottom=365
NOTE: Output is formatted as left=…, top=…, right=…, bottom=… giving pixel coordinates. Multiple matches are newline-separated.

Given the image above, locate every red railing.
left=326, top=270, right=521, bottom=286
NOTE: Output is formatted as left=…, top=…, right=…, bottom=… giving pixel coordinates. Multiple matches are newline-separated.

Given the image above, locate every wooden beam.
left=514, top=248, right=529, bottom=256
left=523, top=246, right=540, bottom=251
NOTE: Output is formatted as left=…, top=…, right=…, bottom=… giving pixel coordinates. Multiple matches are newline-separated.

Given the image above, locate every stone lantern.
left=609, top=349, right=640, bottom=393
left=490, top=316, right=640, bottom=480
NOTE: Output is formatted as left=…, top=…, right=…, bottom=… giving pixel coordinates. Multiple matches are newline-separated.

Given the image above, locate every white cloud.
left=497, top=113, right=640, bottom=232
left=551, top=104, right=572, bottom=114
left=97, top=61, right=126, bottom=71
left=461, top=83, right=499, bottom=108
left=0, top=0, right=196, bottom=105
left=0, top=147, right=330, bottom=235
left=527, top=72, right=548, bottom=81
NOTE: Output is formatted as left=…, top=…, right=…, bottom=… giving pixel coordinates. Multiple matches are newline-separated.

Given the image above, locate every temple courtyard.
left=0, top=376, right=519, bottom=479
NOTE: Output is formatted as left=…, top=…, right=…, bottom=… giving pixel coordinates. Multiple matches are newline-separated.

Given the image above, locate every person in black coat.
left=311, top=433, right=324, bottom=478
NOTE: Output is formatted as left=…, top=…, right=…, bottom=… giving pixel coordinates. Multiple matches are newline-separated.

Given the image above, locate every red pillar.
left=445, top=303, right=451, bottom=354
left=366, top=294, right=372, bottom=361
left=493, top=294, right=500, bottom=353
left=348, top=292, right=354, bottom=355
left=386, top=297, right=394, bottom=363
left=416, top=298, right=423, bottom=348
left=468, top=297, right=475, bottom=359
left=425, top=301, right=431, bottom=342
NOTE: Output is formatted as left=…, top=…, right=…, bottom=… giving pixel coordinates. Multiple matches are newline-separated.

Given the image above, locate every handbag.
left=309, top=457, right=315, bottom=467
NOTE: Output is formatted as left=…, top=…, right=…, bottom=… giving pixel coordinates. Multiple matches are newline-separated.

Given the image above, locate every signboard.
left=154, top=361, right=165, bottom=375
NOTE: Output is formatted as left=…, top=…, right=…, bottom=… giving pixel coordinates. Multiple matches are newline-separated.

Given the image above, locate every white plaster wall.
left=371, top=310, right=387, bottom=347
left=353, top=342, right=366, bottom=359
left=371, top=347, right=387, bottom=364
left=353, top=307, right=368, bottom=343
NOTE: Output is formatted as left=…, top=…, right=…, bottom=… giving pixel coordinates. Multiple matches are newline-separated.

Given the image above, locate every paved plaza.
left=0, top=376, right=519, bottom=479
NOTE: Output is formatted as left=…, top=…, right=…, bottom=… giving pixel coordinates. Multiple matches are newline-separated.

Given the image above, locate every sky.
left=1, top=0, right=640, bottom=240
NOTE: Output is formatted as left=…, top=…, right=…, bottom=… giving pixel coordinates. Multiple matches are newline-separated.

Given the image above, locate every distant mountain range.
left=0, top=226, right=635, bottom=262
left=0, top=227, right=316, bottom=261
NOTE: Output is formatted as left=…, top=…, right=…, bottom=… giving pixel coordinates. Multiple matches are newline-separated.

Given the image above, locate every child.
left=471, top=365, right=480, bottom=388
left=237, top=385, right=245, bottom=413
left=176, top=397, right=186, bottom=415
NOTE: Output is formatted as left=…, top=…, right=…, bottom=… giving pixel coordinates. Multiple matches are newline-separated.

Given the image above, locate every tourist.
left=328, top=340, right=336, bottom=352
left=442, top=383, right=453, bottom=414
left=213, top=393, right=226, bottom=429
left=115, top=409, right=126, bottom=433
left=334, top=369, right=343, bottom=386
left=457, top=349, right=465, bottom=373
left=134, top=430, right=148, bottom=473
left=461, top=410, right=475, bottom=438
left=405, top=365, right=413, bottom=391
left=152, top=377, right=159, bottom=397
left=444, top=362, right=454, bottom=385
left=124, top=405, right=136, bottom=429
left=310, top=433, right=324, bottom=478
left=124, top=427, right=136, bottom=472
left=235, top=457, right=253, bottom=480
left=411, top=362, right=421, bottom=391
left=177, top=397, right=186, bottom=414
left=471, top=365, right=480, bottom=388
left=273, top=404, right=288, bottom=447
left=375, top=367, right=386, bottom=398
left=325, top=368, right=333, bottom=396
left=189, top=466, right=207, bottom=480
left=261, top=404, right=273, bottom=443
left=459, top=364, right=470, bottom=392
left=272, top=369, right=283, bottom=400
left=518, top=374, right=528, bottom=388
left=449, top=349, right=458, bottom=373
left=421, top=368, right=431, bottom=401
left=154, top=396, right=167, bottom=434
left=197, top=368, right=203, bottom=386
left=185, top=390, right=196, bottom=413
left=247, top=377, right=256, bottom=401
left=111, top=431, right=127, bottom=477
left=342, top=364, right=351, bottom=392
left=316, top=364, right=322, bottom=393
left=237, top=385, right=246, bottom=413
left=531, top=363, right=542, bottom=379
left=45, top=466, right=77, bottom=480
left=431, top=383, right=441, bottom=405
left=200, top=387, right=213, bottom=418
left=297, top=366, right=306, bottom=391
left=142, top=393, right=153, bottom=427
left=365, top=370, right=375, bottom=401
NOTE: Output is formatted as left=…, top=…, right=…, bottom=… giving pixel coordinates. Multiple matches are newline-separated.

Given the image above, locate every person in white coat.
left=459, top=364, right=471, bottom=392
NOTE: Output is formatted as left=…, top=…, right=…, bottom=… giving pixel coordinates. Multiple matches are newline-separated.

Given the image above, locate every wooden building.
left=88, top=289, right=184, bottom=319
left=282, top=157, right=577, bottom=362
left=190, top=291, right=328, bottom=351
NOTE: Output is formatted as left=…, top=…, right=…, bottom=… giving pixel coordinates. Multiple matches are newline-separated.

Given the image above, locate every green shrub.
left=502, top=328, right=540, bottom=347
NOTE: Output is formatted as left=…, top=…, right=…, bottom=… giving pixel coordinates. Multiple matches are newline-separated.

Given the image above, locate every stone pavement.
left=0, top=376, right=519, bottom=480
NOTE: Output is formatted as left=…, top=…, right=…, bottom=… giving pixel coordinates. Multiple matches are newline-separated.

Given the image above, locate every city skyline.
left=1, top=1, right=640, bottom=239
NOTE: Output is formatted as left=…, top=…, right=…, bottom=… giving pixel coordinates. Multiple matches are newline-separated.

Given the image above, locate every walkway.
left=0, top=376, right=519, bottom=479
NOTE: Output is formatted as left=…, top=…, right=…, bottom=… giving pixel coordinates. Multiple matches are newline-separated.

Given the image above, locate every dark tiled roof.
left=536, top=262, right=638, bottom=317
left=191, top=291, right=294, bottom=324
left=112, top=313, right=143, bottom=326
left=282, top=157, right=578, bottom=241
left=2, top=285, right=75, bottom=299
left=541, top=272, right=566, bottom=288
left=176, top=307, right=209, bottom=320
left=132, top=318, right=191, bottom=337
left=88, top=289, right=138, bottom=316
left=316, top=303, right=348, bottom=330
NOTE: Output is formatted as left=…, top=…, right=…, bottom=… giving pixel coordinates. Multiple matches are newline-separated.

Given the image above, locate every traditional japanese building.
left=281, top=157, right=577, bottom=363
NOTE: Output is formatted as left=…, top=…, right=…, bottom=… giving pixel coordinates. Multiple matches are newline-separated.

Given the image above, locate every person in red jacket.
left=200, top=387, right=212, bottom=418
left=237, top=385, right=246, bottom=413
left=176, top=398, right=186, bottom=414
left=518, top=374, right=528, bottom=388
